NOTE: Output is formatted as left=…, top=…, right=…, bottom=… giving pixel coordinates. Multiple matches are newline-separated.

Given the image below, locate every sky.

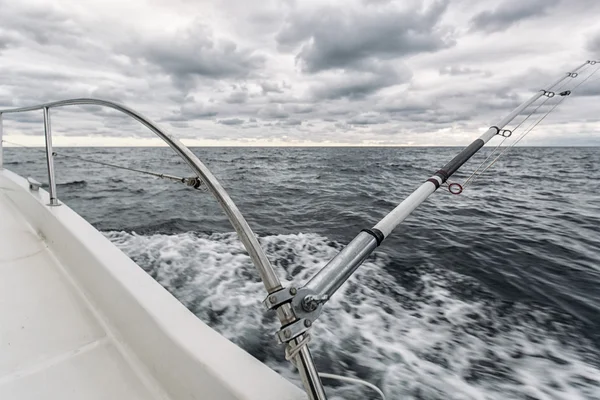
left=0, top=0, right=599, bottom=147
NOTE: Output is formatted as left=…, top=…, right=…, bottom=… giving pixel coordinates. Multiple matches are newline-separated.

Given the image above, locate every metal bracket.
left=559, top=90, right=571, bottom=97
left=264, top=286, right=326, bottom=344
left=276, top=318, right=313, bottom=343
left=567, top=72, right=578, bottom=78
left=263, top=286, right=298, bottom=310
left=498, top=129, right=512, bottom=138
left=542, top=90, right=555, bottom=98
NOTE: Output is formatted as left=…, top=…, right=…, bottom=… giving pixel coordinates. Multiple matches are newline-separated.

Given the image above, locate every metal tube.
left=0, top=113, right=3, bottom=169
left=0, top=98, right=327, bottom=400
left=304, top=232, right=378, bottom=298
left=43, top=107, right=59, bottom=206
left=297, top=343, right=327, bottom=399
left=274, top=302, right=326, bottom=400
left=301, top=61, right=589, bottom=306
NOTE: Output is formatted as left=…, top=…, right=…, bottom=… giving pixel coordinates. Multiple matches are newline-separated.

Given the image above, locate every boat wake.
left=106, top=230, right=600, bottom=400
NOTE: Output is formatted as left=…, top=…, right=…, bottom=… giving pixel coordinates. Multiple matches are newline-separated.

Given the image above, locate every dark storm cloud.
left=162, top=98, right=219, bottom=121
left=218, top=118, right=245, bottom=125
left=347, top=113, right=389, bottom=125
left=225, top=90, right=249, bottom=104
left=282, top=118, right=302, bottom=126
left=469, top=0, right=560, bottom=34
left=288, top=104, right=315, bottom=114
left=258, top=104, right=290, bottom=119
left=277, top=0, right=453, bottom=73
left=0, top=2, right=88, bottom=48
left=126, top=22, right=265, bottom=84
left=310, top=62, right=412, bottom=100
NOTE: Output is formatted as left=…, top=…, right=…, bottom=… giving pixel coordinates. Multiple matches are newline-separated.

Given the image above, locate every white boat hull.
left=0, top=169, right=305, bottom=400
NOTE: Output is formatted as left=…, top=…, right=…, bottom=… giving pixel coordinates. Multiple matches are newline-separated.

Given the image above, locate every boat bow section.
left=0, top=169, right=305, bottom=400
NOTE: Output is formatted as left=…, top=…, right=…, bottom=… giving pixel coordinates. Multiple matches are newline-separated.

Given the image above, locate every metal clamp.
left=542, top=90, right=555, bottom=98
left=588, top=60, right=597, bottom=65
left=559, top=90, right=571, bottom=97
left=263, top=286, right=298, bottom=310
left=567, top=72, right=579, bottom=78
left=276, top=318, right=312, bottom=343
left=185, top=176, right=203, bottom=189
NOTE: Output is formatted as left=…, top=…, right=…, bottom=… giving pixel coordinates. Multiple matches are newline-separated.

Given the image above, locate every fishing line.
left=456, top=63, right=600, bottom=189
left=1, top=139, right=205, bottom=190
left=460, top=69, right=582, bottom=189
left=2, top=139, right=43, bottom=148
left=462, top=96, right=551, bottom=188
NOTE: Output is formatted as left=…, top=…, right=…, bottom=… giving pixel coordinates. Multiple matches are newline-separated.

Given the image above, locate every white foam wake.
left=105, top=231, right=600, bottom=400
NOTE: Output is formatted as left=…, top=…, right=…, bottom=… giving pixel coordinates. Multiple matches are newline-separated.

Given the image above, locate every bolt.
left=269, top=295, right=277, bottom=304
left=289, top=287, right=297, bottom=295
left=283, top=329, right=291, bottom=339
left=302, top=296, right=318, bottom=311
left=304, top=319, right=312, bottom=328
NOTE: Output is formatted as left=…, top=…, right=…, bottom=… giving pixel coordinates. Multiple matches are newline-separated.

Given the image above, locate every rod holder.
left=43, top=107, right=59, bottom=206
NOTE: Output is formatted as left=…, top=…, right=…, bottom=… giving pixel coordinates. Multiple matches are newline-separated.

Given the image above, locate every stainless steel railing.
left=0, top=98, right=326, bottom=400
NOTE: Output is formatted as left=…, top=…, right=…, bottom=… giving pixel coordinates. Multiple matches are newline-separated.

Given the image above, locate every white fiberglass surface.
left=0, top=185, right=161, bottom=400
left=0, top=170, right=305, bottom=400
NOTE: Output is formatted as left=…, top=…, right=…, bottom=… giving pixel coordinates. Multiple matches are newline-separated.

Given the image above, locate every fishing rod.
left=263, top=60, right=599, bottom=398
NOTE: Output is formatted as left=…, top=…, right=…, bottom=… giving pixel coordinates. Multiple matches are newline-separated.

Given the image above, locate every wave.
left=104, top=230, right=600, bottom=400
left=57, top=180, right=87, bottom=188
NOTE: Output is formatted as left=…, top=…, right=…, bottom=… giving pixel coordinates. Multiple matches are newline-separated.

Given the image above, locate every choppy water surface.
left=5, top=146, right=600, bottom=399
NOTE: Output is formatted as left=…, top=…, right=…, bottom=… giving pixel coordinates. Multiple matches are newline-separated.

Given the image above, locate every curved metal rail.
left=0, top=98, right=325, bottom=400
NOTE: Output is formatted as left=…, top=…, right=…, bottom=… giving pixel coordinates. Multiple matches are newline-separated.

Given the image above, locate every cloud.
left=282, top=118, right=303, bottom=126
left=260, top=81, right=285, bottom=94
left=439, top=66, right=492, bottom=76
left=0, top=33, right=14, bottom=51
left=277, top=0, right=453, bottom=73
left=258, top=104, right=290, bottom=119
left=347, top=113, right=388, bottom=125
left=288, top=104, right=314, bottom=114
left=218, top=118, right=245, bottom=125
left=1, top=0, right=599, bottom=146
left=0, top=2, right=86, bottom=47
left=225, top=90, right=249, bottom=104
left=162, top=98, right=219, bottom=121
left=310, top=61, right=412, bottom=100
left=587, top=30, right=600, bottom=54
left=469, top=0, right=560, bottom=34
left=126, top=21, right=265, bottom=85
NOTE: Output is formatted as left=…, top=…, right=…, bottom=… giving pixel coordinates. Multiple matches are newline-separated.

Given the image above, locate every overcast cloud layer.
left=0, top=0, right=599, bottom=146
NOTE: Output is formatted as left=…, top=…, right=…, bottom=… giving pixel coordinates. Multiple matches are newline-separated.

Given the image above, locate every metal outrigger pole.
left=263, top=60, right=597, bottom=398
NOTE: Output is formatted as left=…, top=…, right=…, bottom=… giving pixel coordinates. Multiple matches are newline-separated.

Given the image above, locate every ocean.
left=3, top=146, right=600, bottom=400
